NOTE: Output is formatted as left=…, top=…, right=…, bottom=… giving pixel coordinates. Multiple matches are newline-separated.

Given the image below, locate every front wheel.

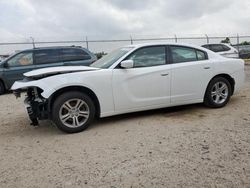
left=204, top=77, right=232, bottom=108
left=52, top=91, right=95, bottom=133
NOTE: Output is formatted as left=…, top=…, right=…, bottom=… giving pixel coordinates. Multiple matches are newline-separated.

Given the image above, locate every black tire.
left=0, top=81, right=5, bottom=95
left=52, top=91, right=95, bottom=133
left=204, top=77, right=232, bottom=108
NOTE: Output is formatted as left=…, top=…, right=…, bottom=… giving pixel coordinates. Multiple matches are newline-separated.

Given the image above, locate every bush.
left=95, top=52, right=107, bottom=59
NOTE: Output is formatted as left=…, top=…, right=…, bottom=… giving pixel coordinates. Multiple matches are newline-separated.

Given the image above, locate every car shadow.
left=3, top=103, right=207, bottom=137
left=35, top=95, right=243, bottom=134
left=90, top=103, right=206, bottom=130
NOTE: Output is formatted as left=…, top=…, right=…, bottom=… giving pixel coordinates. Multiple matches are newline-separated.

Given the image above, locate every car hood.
left=24, top=66, right=100, bottom=79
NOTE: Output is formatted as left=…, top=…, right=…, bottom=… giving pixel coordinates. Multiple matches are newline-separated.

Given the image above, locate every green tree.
left=221, top=37, right=231, bottom=43
left=95, top=51, right=107, bottom=59
left=240, top=41, right=250, bottom=45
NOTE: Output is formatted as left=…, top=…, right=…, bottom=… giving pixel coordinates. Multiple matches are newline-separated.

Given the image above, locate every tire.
left=0, top=81, right=5, bottom=95
left=52, top=91, right=95, bottom=133
left=204, top=77, right=232, bottom=108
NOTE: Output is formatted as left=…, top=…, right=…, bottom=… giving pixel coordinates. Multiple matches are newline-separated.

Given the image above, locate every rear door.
left=3, top=51, right=34, bottom=88
left=61, top=48, right=93, bottom=66
left=170, top=45, right=214, bottom=103
left=34, top=49, right=63, bottom=69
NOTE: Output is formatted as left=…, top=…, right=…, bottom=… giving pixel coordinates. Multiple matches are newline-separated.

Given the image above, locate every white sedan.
left=202, top=43, right=239, bottom=58
left=12, top=43, right=245, bottom=133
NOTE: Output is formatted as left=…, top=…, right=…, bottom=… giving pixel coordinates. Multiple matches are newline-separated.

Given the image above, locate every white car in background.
left=202, top=43, right=239, bottom=58
left=12, top=43, right=245, bottom=133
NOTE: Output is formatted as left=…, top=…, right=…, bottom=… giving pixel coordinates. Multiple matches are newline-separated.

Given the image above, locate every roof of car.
left=202, top=43, right=231, bottom=46
left=124, top=42, right=224, bottom=59
left=22, top=46, right=84, bottom=51
left=125, top=42, right=209, bottom=51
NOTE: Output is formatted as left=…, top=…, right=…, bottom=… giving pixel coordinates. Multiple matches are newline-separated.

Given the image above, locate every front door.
left=112, top=46, right=171, bottom=113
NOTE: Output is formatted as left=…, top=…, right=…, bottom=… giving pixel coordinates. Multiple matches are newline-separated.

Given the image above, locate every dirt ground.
left=0, top=66, right=250, bottom=188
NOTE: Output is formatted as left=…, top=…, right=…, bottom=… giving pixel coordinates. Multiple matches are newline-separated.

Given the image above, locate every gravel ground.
left=0, top=66, right=250, bottom=188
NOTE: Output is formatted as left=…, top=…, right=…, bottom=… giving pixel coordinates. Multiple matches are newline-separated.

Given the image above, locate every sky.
left=0, top=0, right=250, bottom=53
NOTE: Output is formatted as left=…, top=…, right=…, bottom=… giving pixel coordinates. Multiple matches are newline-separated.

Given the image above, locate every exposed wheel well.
left=49, top=86, right=101, bottom=118
left=209, top=74, right=235, bottom=95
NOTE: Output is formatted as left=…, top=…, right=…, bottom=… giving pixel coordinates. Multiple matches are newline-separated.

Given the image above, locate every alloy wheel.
left=59, top=98, right=90, bottom=128
left=211, top=81, right=229, bottom=105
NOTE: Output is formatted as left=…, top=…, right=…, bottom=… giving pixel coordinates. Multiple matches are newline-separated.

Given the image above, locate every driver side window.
left=7, top=52, right=33, bottom=67
left=127, top=46, right=166, bottom=68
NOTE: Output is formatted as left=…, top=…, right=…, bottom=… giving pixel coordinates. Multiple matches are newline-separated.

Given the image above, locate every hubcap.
left=211, top=81, right=229, bottom=104
left=59, top=99, right=90, bottom=128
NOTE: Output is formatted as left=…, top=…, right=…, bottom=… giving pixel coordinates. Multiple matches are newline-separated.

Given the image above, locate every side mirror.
left=120, top=60, right=134, bottom=69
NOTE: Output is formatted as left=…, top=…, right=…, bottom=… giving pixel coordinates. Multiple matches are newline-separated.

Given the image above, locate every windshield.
left=90, top=47, right=134, bottom=68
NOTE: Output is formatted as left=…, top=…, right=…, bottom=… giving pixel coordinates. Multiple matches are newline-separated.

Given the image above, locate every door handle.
left=161, top=73, right=169, bottom=76
left=204, top=66, right=211, bottom=69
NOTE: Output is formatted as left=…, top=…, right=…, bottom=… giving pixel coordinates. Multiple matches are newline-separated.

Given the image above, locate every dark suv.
left=0, top=46, right=97, bottom=94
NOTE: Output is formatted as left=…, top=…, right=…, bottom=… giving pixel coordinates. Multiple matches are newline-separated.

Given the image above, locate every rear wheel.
left=0, top=81, right=5, bottom=95
left=204, top=77, right=232, bottom=108
left=52, top=91, right=95, bottom=133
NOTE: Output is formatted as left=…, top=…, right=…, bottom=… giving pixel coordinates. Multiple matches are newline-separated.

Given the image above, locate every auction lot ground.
left=0, top=66, right=250, bottom=188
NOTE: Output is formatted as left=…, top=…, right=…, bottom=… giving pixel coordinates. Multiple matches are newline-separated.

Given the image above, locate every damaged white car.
left=12, top=43, right=245, bottom=133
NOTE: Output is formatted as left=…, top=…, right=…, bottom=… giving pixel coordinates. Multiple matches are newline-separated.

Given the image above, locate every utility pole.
left=205, top=34, right=209, bottom=44
left=130, top=35, right=133, bottom=45
left=86, top=36, right=89, bottom=50
left=174, top=34, right=177, bottom=43
left=30, top=37, right=35, bottom=48
left=237, top=33, right=240, bottom=49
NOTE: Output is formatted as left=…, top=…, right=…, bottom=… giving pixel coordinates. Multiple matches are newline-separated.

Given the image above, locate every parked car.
left=12, top=43, right=245, bottom=133
left=0, top=46, right=97, bottom=94
left=202, top=43, right=239, bottom=58
left=238, top=45, right=250, bottom=59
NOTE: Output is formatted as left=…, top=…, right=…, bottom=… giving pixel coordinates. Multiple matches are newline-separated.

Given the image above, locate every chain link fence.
left=0, top=34, right=250, bottom=56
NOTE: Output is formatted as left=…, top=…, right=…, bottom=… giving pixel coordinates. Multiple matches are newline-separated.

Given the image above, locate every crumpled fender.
left=11, top=79, right=56, bottom=99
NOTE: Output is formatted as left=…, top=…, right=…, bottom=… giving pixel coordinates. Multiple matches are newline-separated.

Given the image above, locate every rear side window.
left=170, top=46, right=197, bottom=63
left=202, top=45, right=210, bottom=50
left=170, top=46, right=207, bottom=63
left=209, top=44, right=226, bottom=52
left=61, top=48, right=91, bottom=61
left=34, top=49, right=60, bottom=64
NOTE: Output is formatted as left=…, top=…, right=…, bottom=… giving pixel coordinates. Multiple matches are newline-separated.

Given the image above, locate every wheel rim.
left=211, top=81, right=229, bottom=105
left=59, top=98, right=90, bottom=128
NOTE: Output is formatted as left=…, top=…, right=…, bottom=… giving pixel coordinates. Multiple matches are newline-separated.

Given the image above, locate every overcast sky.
left=0, top=0, right=250, bottom=53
